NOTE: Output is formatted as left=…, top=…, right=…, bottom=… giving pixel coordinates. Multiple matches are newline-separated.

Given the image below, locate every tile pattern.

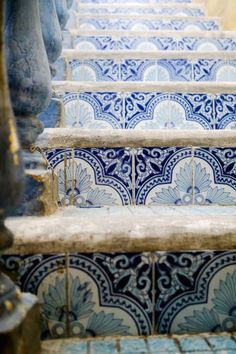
left=74, top=36, right=236, bottom=52
left=46, top=148, right=132, bottom=206
left=45, top=147, right=236, bottom=207
left=78, top=7, right=205, bottom=16
left=41, top=334, right=236, bottom=354
left=63, top=59, right=236, bottom=83
left=57, top=91, right=236, bottom=130
left=2, top=251, right=236, bottom=339
left=78, top=18, right=219, bottom=31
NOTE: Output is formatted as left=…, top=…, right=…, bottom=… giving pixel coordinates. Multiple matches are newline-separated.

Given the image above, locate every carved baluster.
left=5, top=0, right=51, bottom=168
left=5, top=0, right=58, bottom=216
left=54, top=0, right=69, bottom=30
left=0, top=2, right=40, bottom=352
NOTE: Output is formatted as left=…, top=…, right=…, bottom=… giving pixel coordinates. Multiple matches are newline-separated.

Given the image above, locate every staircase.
left=2, top=0, right=236, bottom=347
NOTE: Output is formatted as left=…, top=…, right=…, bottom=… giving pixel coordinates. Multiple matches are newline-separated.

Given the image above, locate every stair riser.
left=73, top=36, right=236, bottom=51
left=54, top=58, right=236, bottom=82
left=79, top=0, right=193, bottom=3
left=77, top=19, right=220, bottom=31
left=54, top=90, right=236, bottom=130
left=44, top=146, right=236, bottom=208
left=78, top=8, right=205, bottom=16
left=1, top=251, right=236, bottom=339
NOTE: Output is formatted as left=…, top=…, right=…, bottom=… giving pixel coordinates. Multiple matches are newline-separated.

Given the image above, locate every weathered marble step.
left=78, top=3, right=205, bottom=16
left=71, top=30, right=236, bottom=51
left=54, top=50, right=236, bottom=82
left=52, top=82, right=236, bottom=130
left=35, top=128, right=236, bottom=207
left=5, top=205, right=236, bottom=254
left=75, top=15, right=220, bottom=32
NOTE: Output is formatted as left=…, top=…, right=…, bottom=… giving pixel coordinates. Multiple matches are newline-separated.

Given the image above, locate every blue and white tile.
left=46, top=148, right=73, bottom=206
left=53, top=57, right=67, bottom=81
left=68, top=253, right=153, bottom=337
left=214, top=94, right=236, bottom=130
left=73, top=148, right=132, bottom=206
left=124, top=92, right=210, bottom=129
left=121, top=60, right=156, bottom=81
left=193, top=59, right=236, bottom=81
left=16, top=254, right=67, bottom=339
left=157, top=59, right=192, bottom=81
left=79, top=7, right=204, bottom=16
left=135, top=147, right=193, bottom=205
left=60, top=91, right=123, bottom=129
left=193, top=148, right=236, bottom=205
left=75, top=36, right=118, bottom=51
left=156, top=251, right=236, bottom=334
left=69, top=59, right=119, bottom=82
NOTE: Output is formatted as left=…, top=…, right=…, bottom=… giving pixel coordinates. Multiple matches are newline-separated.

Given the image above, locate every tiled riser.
left=78, top=8, right=205, bottom=16
left=78, top=19, right=219, bottom=31
left=56, top=59, right=236, bottom=82
left=74, top=36, right=236, bottom=51
left=1, top=251, right=236, bottom=339
left=80, top=0, right=193, bottom=3
left=58, top=92, right=236, bottom=130
left=45, top=147, right=236, bottom=207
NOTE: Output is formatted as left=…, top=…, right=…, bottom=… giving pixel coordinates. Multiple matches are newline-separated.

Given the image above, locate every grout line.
left=151, top=252, right=156, bottom=336
left=65, top=252, right=71, bottom=337
left=132, top=148, right=136, bottom=206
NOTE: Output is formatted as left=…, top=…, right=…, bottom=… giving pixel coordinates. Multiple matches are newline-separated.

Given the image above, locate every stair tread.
left=5, top=205, right=236, bottom=254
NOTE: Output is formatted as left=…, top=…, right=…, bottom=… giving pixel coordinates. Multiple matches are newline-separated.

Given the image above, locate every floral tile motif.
left=67, top=253, right=153, bottom=337
left=69, top=59, right=119, bottom=82
left=78, top=19, right=219, bottom=31
left=121, top=60, right=156, bottom=81
left=193, top=148, right=236, bottom=205
left=60, top=92, right=123, bottom=128
left=157, top=59, right=192, bottom=81
left=79, top=7, right=205, bottom=16
left=193, top=59, right=236, bottom=81
left=135, top=147, right=193, bottom=205
left=75, top=36, right=118, bottom=51
left=214, top=94, right=236, bottom=130
left=124, top=92, right=212, bottom=129
left=155, top=251, right=236, bottom=334
left=2, top=254, right=67, bottom=339
left=46, top=148, right=132, bottom=207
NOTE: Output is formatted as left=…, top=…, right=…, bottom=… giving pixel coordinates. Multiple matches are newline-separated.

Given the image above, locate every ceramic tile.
left=135, top=147, right=193, bottom=205
left=155, top=251, right=236, bottom=334
left=75, top=36, right=118, bottom=51
left=46, top=148, right=73, bottom=206
left=79, top=7, right=204, bottom=16
left=157, top=59, right=192, bottom=81
left=19, top=254, right=67, bottom=339
left=214, top=94, right=236, bottom=130
left=121, top=60, right=156, bottom=81
left=193, top=148, right=236, bottom=205
left=53, top=57, right=67, bottom=81
left=124, top=92, right=211, bottom=130
left=80, top=0, right=192, bottom=2
left=90, top=340, right=118, bottom=354
left=69, top=59, right=119, bottom=82
left=61, top=91, right=123, bottom=128
left=67, top=253, right=153, bottom=337
left=193, top=59, right=236, bottom=82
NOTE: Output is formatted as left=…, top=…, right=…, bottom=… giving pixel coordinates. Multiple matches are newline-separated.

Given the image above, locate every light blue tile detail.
left=61, top=342, right=87, bottom=354
left=148, top=338, right=179, bottom=352
left=207, top=336, right=236, bottom=350
left=120, top=338, right=148, bottom=353
left=179, top=337, right=210, bottom=352
left=90, top=340, right=118, bottom=354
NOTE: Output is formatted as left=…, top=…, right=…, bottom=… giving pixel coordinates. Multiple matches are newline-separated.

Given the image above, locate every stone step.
left=35, top=128, right=236, bottom=208
left=54, top=50, right=236, bottom=82
left=5, top=205, right=236, bottom=254
left=69, top=30, right=236, bottom=51
left=41, top=334, right=236, bottom=354
left=51, top=81, right=236, bottom=130
left=74, top=16, right=220, bottom=32
left=77, top=3, right=205, bottom=17
left=2, top=207, right=236, bottom=337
